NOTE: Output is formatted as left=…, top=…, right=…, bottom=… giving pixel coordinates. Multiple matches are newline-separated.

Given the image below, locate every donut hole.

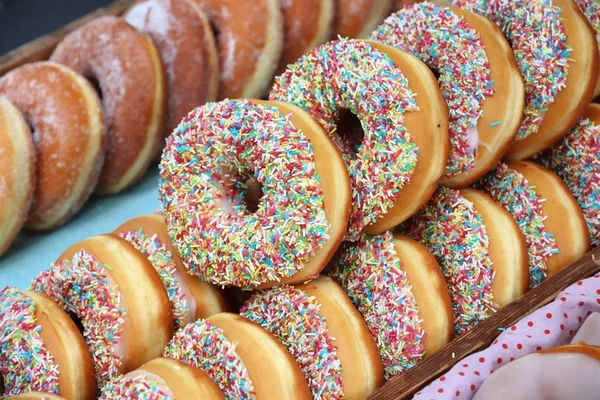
left=243, top=177, right=263, bottom=213
left=336, top=108, right=365, bottom=158
left=87, top=76, right=103, bottom=100
left=0, top=373, right=4, bottom=396
left=68, top=311, right=85, bottom=335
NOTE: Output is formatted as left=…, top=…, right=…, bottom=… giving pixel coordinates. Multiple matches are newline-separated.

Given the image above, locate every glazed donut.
left=0, top=62, right=104, bottom=230
left=124, top=0, right=219, bottom=134
left=189, top=0, right=283, bottom=98
left=99, top=357, right=222, bottom=399
left=164, top=312, right=310, bottom=399
left=277, top=0, right=334, bottom=74
left=270, top=38, right=449, bottom=237
left=371, top=2, right=524, bottom=187
left=5, top=394, right=67, bottom=400
left=241, top=276, right=384, bottom=399
left=159, top=99, right=351, bottom=289
left=334, top=0, right=393, bottom=38
left=114, top=213, right=231, bottom=328
left=406, top=186, right=529, bottom=335
left=0, top=287, right=95, bottom=399
left=574, top=0, right=600, bottom=97
left=479, top=161, right=591, bottom=288
left=50, top=16, right=166, bottom=194
left=538, top=103, right=600, bottom=248
left=0, top=97, right=34, bottom=256
left=31, top=234, right=173, bottom=387
left=448, top=0, right=599, bottom=160
left=329, top=232, right=454, bottom=379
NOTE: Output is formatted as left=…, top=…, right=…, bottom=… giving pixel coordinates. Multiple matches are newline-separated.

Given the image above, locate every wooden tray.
left=1, top=2, right=598, bottom=399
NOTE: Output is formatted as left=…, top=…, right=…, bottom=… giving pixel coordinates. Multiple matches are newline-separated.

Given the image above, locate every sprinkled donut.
left=241, top=276, right=384, bottom=399
left=164, top=313, right=310, bottom=399
left=5, top=394, right=67, bottom=400
left=99, top=357, right=222, bottom=399
left=448, top=0, right=599, bottom=160
left=0, top=62, right=105, bottom=230
left=406, top=187, right=529, bottom=335
left=271, top=38, right=449, bottom=238
left=371, top=2, right=524, bottom=186
left=159, top=99, right=351, bottom=289
left=334, top=0, right=393, bottom=38
left=575, top=0, right=600, bottom=97
left=51, top=16, right=167, bottom=194
left=328, top=232, right=453, bottom=379
left=0, top=287, right=95, bottom=399
left=537, top=104, right=600, bottom=247
left=31, top=235, right=173, bottom=387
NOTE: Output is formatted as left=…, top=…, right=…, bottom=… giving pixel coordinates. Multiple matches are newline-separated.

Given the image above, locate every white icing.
left=467, top=125, right=479, bottom=151
left=572, top=313, right=600, bottom=346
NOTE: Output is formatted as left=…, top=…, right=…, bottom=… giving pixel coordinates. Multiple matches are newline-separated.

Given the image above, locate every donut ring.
left=189, top=0, right=283, bottom=98
left=164, top=313, right=310, bottom=399
left=0, top=97, right=34, bottom=256
left=480, top=161, right=591, bottom=287
left=0, top=62, right=104, bottom=230
left=50, top=16, right=167, bottom=194
left=114, top=213, right=231, bottom=328
left=449, top=0, right=599, bottom=160
left=271, top=39, right=448, bottom=238
left=406, top=187, right=529, bottom=335
left=538, top=104, right=600, bottom=247
left=159, top=99, right=350, bottom=289
left=241, top=276, right=384, bottom=399
left=329, top=232, right=454, bottom=379
left=0, top=288, right=95, bottom=399
left=31, top=235, right=173, bottom=387
left=574, top=0, right=600, bottom=97
left=99, top=357, right=222, bottom=399
left=124, top=0, right=219, bottom=134
left=334, top=0, right=393, bottom=38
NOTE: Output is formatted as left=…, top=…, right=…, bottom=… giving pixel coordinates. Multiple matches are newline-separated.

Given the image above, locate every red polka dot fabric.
left=413, top=274, right=600, bottom=399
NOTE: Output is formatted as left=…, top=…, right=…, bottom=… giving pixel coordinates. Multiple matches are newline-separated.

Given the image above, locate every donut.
left=31, top=234, right=173, bottom=387
left=0, top=62, right=104, bottom=230
left=270, top=38, right=449, bottom=237
left=479, top=161, right=591, bottom=288
left=277, top=0, right=334, bottom=74
left=328, top=232, right=454, bottom=379
left=574, top=0, right=600, bottom=97
left=0, top=97, right=34, bottom=256
left=448, top=0, right=599, bottom=160
left=371, top=2, right=524, bottom=187
left=405, top=186, right=529, bottom=335
left=5, top=394, right=67, bottom=400
left=159, top=99, right=351, bottom=289
left=164, top=313, right=310, bottom=399
left=537, top=104, right=600, bottom=248
left=189, top=0, right=283, bottom=98
left=114, top=213, right=231, bottom=328
left=334, top=0, right=393, bottom=38
left=394, top=0, right=425, bottom=10
left=241, top=276, right=384, bottom=399
left=0, top=287, right=95, bottom=399
left=99, top=357, right=222, bottom=399
left=573, top=312, right=600, bottom=346
left=50, top=16, right=167, bottom=194
left=124, top=0, right=219, bottom=134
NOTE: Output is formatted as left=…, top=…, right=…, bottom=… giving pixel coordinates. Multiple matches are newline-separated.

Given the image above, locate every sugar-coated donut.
left=31, top=234, right=173, bottom=387
left=449, top=0, right=598, bottom=160
left=5, top=394, right=67, bottom=400
left=271, top=38, right=449, bottom=238
left=114, top=213, right=231, bottom=328
left=164, top=313, right=310, bottom=399
left=329, top=232, right=454, bottom=379
left=189, top=0, right=283, bottom=98
left=277, top=0, right=334, bottom=74
left=479, top=161, right=591, bottom=288
left=406, top=187, right=529, bottom=335
left=0, top=62, right=105, bottom=230
left=0, top=97, right=34, bottom=256
left=124, top=0, right=219, bottom=134
left=334, top=0, right=393, bottom=38
left=159, top=99, right=351, bottom=289
left=50, top=16, right=166, bottom=194
left=574, top=0, right=600, bottom=97
left=538, top=104, right=600, bottom=247
left=0, top=288, right=95, bottom=399
left=372, top=2, right=524, bottom=186
left=99, top=357, right=223, bottom=399
left=241, top=276, right=384, bottom=399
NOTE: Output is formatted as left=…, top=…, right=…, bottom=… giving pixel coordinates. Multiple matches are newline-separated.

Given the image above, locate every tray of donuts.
left=1, top=0, right=600, bottom=399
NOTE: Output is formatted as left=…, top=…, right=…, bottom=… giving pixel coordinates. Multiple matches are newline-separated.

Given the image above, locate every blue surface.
left=0, top=168, right=160, bottom=289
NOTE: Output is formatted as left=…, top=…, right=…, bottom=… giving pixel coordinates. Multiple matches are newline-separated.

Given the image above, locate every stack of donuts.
left=1, top=0, right=600, bottom=399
